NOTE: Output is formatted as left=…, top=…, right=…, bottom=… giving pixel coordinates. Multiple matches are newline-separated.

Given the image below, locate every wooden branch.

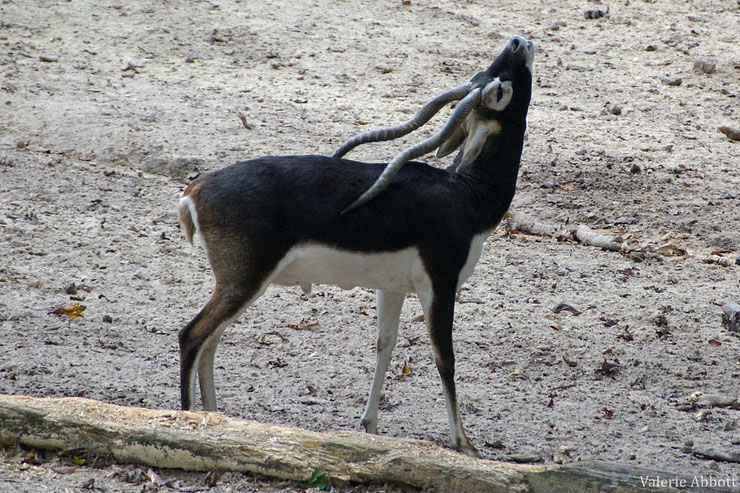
left=504, top=212, right=564, bottom=239
left=0, top=395, right=713, bottom=492
left=573, top=225, right=623, bottom=252
left=504, top=213, right=623, bottom=252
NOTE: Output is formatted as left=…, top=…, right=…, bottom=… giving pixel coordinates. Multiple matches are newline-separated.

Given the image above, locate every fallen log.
left=0, top=395, right=724, bottom=492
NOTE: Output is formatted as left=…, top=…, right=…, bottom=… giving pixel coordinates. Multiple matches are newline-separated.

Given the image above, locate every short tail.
left=178, top=195, right=198, bottom=246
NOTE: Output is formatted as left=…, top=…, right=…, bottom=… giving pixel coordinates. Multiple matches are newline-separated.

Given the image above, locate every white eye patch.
left=481, top=78, right=513, bottom=111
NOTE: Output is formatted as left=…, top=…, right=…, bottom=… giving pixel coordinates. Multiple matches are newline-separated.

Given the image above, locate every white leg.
left=361, top=290, right=405, bottom=434
left=197, top=334, right=221, bottom=411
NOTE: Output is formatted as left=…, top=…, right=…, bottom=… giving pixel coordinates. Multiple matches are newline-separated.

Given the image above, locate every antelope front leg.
left=423, top=287, right=480, bottom=458
left=361, top=290, right=405, bottom=434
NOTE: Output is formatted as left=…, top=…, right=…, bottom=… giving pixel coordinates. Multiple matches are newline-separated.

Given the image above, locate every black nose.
left=509, top=36, right=527, bottom=52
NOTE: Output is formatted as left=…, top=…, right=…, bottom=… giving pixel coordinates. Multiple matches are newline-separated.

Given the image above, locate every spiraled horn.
left=342, top=87, right=482, bottom=214
left=332, top=82, right=473, bottom=159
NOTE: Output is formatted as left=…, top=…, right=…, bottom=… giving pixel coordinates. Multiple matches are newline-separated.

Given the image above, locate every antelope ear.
left=436, top=125, right=466, bottom=158
left=457, top=119, right=502, bottom=172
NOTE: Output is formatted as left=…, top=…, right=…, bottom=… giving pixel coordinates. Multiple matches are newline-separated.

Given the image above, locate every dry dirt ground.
left=1, top=0, right=739, bottom=491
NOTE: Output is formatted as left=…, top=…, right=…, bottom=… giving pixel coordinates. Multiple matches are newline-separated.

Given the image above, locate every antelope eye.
left=496, top=84, right=504, bottom=102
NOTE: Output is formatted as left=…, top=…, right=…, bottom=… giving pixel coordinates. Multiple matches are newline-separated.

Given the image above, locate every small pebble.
left=718, top=125, right=740, bottom=141
left=630, top=163, right=642, bottom=174
left=693, top=58, right=716, bottom=74
left=549, top=20, right=567, bottom=31
left=39, top=55, right=59, bottom=63
left=102, top=315, right=113, bottom=323
left=584, top=9, right=605, bottom=19
left=553, top=445, right=572, bottom=464
left=28, top=279, right=41, bottom=289
left=661, top=76, right=682, bottom=86
left=645, top=44, right=657, bottom=52
left=608, top=104, right=622, bottom=116
left=630, top=252, right=646, bottom=263
left=694, top=409, right=711, bottom=422
left=575, top=148, right=587, bottom=156
left=65, top=282, right=78, bottom=295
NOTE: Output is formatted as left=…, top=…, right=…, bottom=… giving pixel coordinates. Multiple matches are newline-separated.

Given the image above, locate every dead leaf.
left=146, top=468, right=163, bottom=485
left=656, top=328, right=672, bottom=339
left=509, top=368, right=528, bottom=379
left=563, top=356, right=578, bottom=367
left=286, top=320, right=319, bottom=331
left=23, top=449, right=44, bottom=465
left=657, top=244, right=687, bottom=257
left=708, top=339, right=722, bottom=347
left=400, top=361, right=412, bottom=380
left=53, top=303, right=86, bottom=319
left=267, top=358, right=288, bottom=368
left=306, top=385, right=317, bottom=395
left=602, top=407, right=614, bottom=419
left=617, top=327, right=634, bottom=342
left=485, top=439, right=506, bottom=449
left=410, top=314, right=425, bottom=323
left=205, top=471, right=221, bottom=487
left=597, top=359, right=620, bottom=376
left=257, top=331, right=289, bottom=344
left=552, top=303, right=581, bottom=315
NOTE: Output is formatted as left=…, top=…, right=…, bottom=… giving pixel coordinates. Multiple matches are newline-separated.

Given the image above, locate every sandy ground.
left=1, top=0, right=738, bottom=491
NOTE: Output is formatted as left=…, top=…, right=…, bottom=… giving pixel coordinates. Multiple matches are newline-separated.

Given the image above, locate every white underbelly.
left=272, top=234, right=486, bottom=294
left=273, top=244, right=425, bottom=293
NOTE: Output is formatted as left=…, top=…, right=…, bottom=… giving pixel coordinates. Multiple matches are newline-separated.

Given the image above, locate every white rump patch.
left=179, top=195, right=209, bottom=258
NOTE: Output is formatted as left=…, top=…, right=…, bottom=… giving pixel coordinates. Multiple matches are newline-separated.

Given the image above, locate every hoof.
left=361, top=420, right=378, bottom=435
left=460, top=445, right=481, bottom=459
left=455, top=437, right=481, bottom=458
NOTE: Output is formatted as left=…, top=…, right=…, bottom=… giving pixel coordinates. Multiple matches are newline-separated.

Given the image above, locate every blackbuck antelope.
left=178, top=36, right=535, bottom=457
